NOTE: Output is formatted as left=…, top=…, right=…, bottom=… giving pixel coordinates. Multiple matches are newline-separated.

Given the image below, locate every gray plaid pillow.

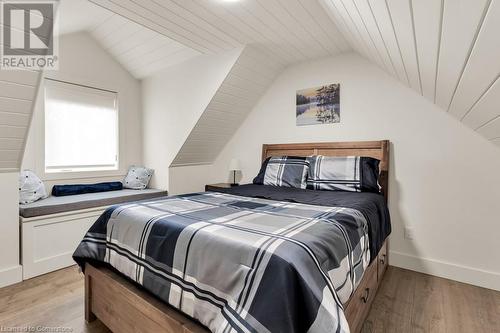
left=306, top=155, right=380, bottom=192
left=123, top=166, right=154, bottom=190
left=253, top=156, right=309, bottom=189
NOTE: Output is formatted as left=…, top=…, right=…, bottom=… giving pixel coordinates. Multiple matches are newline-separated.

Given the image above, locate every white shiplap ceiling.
left=57, top=0, right=200, bottom=78
left=85, top=0, right=500, bottom=164
left=0, top=6, right=48, bottom=172
left=6, top=0, right=500, bottom=171
left=88, top=0, right=352, bottom=65
left=320, top=0, right=500, bottom=147
left=0, top=69, right=41, bottom=172
left=85, top=0, right=355, bottom=166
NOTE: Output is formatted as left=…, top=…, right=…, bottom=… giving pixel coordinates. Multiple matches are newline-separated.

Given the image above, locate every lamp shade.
left=229, top=158, right=241, bottom=171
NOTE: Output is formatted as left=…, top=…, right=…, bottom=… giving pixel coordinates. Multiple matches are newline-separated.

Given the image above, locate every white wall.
left=178, top=53, right=500, bottom=290
left=141, top=49, right=241, bottom=190
left=22, top=32, right=143, bottom=191
left=0, top=31, right=143, bottom=287
left=0, top=172, right=22, bottom=287
left=169, top=164, right=219, bottom=195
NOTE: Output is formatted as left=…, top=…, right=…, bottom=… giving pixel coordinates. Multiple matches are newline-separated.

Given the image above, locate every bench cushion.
left=20, top=189, right=168, bottom=218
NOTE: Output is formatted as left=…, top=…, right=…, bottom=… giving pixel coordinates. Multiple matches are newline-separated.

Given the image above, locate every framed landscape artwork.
left=296, top=84, right=340, bottom=126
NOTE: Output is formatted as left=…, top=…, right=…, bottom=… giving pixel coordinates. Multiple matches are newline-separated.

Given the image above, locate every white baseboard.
left=0, top=265, right=22, bottom=288
left=390, top=251, right=500, bottom=291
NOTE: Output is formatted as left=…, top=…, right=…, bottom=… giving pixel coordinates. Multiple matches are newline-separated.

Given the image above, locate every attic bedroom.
left=0, top=0, right=499, bottom=332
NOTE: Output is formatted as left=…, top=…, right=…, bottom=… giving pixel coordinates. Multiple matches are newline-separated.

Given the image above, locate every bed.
left=74, top=140, right=391, bottom=333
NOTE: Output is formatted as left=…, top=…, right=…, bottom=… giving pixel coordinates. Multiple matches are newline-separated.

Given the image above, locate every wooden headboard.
left=261, top=140, right=390, bottom=202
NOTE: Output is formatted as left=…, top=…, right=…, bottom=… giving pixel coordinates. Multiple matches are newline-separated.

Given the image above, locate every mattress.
left=73, top=185, right=390, bottom=333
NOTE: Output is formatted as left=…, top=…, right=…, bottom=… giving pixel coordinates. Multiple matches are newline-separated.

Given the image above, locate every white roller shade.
left=44, top=79, right=118, bottom=172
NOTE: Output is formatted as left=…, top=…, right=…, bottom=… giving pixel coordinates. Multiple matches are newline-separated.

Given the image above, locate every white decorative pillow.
left=123, top=166, right=154, bottom=190
left=19, top=170, right=48, bottom=204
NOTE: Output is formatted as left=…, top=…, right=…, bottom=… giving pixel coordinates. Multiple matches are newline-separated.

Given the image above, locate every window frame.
left=39, top=78, right=122, bottom=179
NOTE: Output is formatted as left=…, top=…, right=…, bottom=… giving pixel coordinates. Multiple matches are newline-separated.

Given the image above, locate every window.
left=44, top=79, right=119, bottom=173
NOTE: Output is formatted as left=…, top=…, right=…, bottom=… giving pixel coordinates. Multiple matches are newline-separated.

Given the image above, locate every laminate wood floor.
left=0, top=266, right=498, bottom=333
left=364, top=267, right=500, bottom=333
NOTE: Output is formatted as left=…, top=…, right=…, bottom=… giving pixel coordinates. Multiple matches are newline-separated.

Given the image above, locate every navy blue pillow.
left=52, top=182, right=123, bottom=197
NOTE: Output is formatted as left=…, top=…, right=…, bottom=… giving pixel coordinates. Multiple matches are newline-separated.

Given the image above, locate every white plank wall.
left=435, top=0, right=489, bottom=111
left=463, top=79, right=500, bottom=130
left=367, top=0, right=408, bottom=84
left=447, top=0, right=500, bottom=120
left=330, top=0, right=378, bottom=67
left=411, top=0, right=442, bottom=102
left=5, top=0, right=500, bottom=172
left=353, top=0, right=396, bottom=77
left=320, top=0, right=368, bottom=59
left=85, top=0, right=500, bottom=152
left=477, top=117, right=500, bottom=140
left=85, top=7, right=201, bottom=78
left=340, top=0, right=388, bottom=72
left=89, top=0, right=220, bottom=53
left=171, top=46, right=285, bottom=166
left=0, top=70, right=41, bottom=172
left=299, top=0, right=350, bottom=52
left=86, top=0, right=356, bottom=166
left=0, top=4, right=48, bottom=172
left=90, top=0, right=350, bottom=66
left=384, top=0, right=422, bottom=93
left=320, top=0, right=500, bottom=147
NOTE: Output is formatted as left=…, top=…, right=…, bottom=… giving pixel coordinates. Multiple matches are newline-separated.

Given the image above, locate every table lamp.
left=229, top=158, right=241, bottom=186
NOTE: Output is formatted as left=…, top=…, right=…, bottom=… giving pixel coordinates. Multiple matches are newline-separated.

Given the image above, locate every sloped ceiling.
left=0, top=6, right=46, bottom=172
left=57, top=0, right=200, bottom=78
left=171, top=45, right=286, bottom=166
left=0, top=70, right=41, bottom=172
left=89, top=0, right=500, bottom=162
left=88, top=0, right=354, bottom=166
left=88, top=0, right=351, bottom=63
left=5, top=0, right=500, bottom=171
left=320, top=0, right=500, bottom=147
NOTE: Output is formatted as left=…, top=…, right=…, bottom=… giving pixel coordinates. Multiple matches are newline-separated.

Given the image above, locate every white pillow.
left=123, top=166, right=153, bottom=190
left=19, top=170, right=47, bottom=204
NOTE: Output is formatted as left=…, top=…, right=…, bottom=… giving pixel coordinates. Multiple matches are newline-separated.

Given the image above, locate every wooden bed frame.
left=85, top=140, right=390, bottom=333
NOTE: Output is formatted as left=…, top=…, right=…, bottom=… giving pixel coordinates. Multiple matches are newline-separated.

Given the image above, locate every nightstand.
left=205, top=183, right=237, bottom=192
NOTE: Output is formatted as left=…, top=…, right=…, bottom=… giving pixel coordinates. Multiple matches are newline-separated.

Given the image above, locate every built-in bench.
left=20, top=189, right=168, bottom=279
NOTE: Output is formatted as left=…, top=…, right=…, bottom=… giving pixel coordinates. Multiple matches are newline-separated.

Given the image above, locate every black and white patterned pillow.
left=123, top=166, right=154, bottom=190
left=19, top=170, right=47, bottom=204
left=306, top=155, right=380, bottom=193
left=253, top=156, right=309, bottom=189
